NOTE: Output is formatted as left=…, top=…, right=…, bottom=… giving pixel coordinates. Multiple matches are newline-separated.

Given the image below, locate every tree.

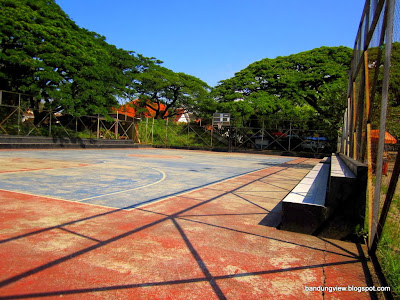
left=0, top=0, right=143, bottom=122
left=212, top=46, right=352, bottom=131
left=368, top=42, right=400, bottom=138
left=130, top=64, right=211, bottom=119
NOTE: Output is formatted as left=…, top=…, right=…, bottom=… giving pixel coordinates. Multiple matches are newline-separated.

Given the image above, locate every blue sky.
left=55, top=0, right=365, bottom=87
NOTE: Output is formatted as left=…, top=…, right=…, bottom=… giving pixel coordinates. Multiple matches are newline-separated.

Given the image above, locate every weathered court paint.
left=0, top=149, right=377, bottom=299
left=0, top=149, right=295, bottom=208
left=0, top=157, right=89, bottom=174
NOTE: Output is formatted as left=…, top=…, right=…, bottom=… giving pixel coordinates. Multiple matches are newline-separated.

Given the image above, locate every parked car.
left=300, top=138, right=327, bottom=152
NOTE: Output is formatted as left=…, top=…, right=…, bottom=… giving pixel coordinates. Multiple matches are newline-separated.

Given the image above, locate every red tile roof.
left=114, top=99, right=184, bottom=122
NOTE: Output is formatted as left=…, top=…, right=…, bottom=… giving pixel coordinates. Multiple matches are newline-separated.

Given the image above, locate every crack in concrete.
left=321, top=241, right=328, bottom=300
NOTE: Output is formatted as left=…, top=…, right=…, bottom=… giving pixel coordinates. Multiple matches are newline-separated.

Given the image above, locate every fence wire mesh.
left=1, top=1, right=399, bottom=294
left=0, top=90, right=136, bottom=140
left=136, top=117, right=337, bottom=157
left=342, top=0, right=400, bottom=296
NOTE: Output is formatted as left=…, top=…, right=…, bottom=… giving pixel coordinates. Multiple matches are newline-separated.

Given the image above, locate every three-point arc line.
left=76, top=166, right=167, bottom=202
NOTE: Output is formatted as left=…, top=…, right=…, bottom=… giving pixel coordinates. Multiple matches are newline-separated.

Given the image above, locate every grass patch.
left=376, top=184, right=400, bottom=298
left=137, top=119, right=225, bottom=149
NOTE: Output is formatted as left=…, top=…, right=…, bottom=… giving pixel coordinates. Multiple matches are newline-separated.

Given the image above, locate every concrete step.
left=0, top=143, right=148, bottom=149
left=0, top=135, right=151, bottom=149
left=0, top=135, right=135, bottom=145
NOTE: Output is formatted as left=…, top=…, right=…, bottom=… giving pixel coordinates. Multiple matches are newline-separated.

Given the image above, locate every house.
left=114, top=99, right=184, bottom=122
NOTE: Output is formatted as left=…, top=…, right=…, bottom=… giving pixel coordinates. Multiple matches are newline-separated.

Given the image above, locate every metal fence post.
left=145, top=117, right=148, bottom=143
left=228, top=126, right=232, bottom=152
left=261, top=120, right=265, bottom=150
left=151, top=118, right=154, bottom=144
left=115, top=111, right=119, bottom=139
left=288, top=121, right=292, bottom=151
left=166, top=118, right=169, bottom=146
left=17, top=93, right=21, bottom=135
left=210, top=126, right=213, bottom=149
left=352, top=82, right=357, bottom=159
left=97, top=114, right=100, bottom=139
left=134, top=116, right=140, bottom=143
left=187, top=121, right=190, bottom=147
left=370, top=0, right=395, bottom=249
left=49, top=110, right=52, bottom=137
left=371, top=148, right=400, bottom=254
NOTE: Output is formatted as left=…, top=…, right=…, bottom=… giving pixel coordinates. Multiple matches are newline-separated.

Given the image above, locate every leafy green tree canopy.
left=212, top=46, right=352, bottom=130
left=130, top=64, right=211, bottom=119
left=368, top=42, right=400, bottom=138
left=0, top=0, right=144, bottom=118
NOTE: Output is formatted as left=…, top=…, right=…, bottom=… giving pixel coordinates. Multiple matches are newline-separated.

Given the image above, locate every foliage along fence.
left=0, top=90, right=137, bottom=140
left=137, top=117, right=338, bottom=156
left=0, top=90, right=338, bottom=154
left=341, top=0, right=400, bottom=297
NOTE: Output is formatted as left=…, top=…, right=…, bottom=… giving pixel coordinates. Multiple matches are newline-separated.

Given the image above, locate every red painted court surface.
left=0, top=149, right=377, bottom=299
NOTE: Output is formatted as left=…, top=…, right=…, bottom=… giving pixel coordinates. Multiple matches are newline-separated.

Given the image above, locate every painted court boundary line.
left=0, top=164, right=90, bottom=174
left=0, top=164, right=276, bottom=212
left=0, top=159, right=357, bottom=262
left=0, top=157, right=312, bottom=246
left=131, top=157, right=310, bottom=211
left=0, top=188, right=117, bottom=211
left=0, top=157, right=366, bottom=300
left=77, top=165, right=167, bottom=202
left=0, top=157, right=309, bottom=212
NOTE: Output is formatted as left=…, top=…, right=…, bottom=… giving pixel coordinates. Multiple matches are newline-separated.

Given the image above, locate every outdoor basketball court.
left=0, top=148, right=377, bottom=299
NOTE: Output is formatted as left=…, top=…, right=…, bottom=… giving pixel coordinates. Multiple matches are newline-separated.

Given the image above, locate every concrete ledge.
left=336, top=153, right=367, bottom=221
left=0, top=135, right=150, bottom=149
left=0, top=135, right=134, bottom=144
left=282, top=202, right=329, bottom=234
left=330, top=153, right=356, bottom=178
left=338, top=153, right=368, bottom=178
left=326, top=154, right=357, bottom=208
left=282, top=158, right=330, bottom=205
left=281, top=157, right=330, bottom=234
left=281, top=153, right=368, bottom=237
left=0, top=143, right=146, bottom=149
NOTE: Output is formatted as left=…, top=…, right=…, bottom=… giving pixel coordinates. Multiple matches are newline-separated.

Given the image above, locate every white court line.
left=129, top=161, right=305, bottom=211
left=0, top=188, right=117, bottom=210
left=0, top=164, right=90, bottom=174
left=77, top=166, right=167, bottom=202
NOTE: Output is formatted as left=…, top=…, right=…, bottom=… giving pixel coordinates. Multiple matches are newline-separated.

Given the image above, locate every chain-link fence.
left=0, top=90, right=137, bottom=140
left=137, top=117, right=338, bottom=156
left=341, top=0, right=400, bottom=296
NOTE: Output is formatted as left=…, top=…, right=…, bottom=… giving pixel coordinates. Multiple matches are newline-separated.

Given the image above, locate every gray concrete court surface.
left=0, top=148, right=379, bottom=299
left=0, top=148, right=295, bottom=209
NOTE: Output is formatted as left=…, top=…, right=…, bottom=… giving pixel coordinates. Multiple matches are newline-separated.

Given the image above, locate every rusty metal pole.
left=353, top=82, right=357, bottom=159
left=364, top=50, right=375, bottom=245
left=347, top=97, right=351, bottom=156
left=146, top=117, right=148, bottom=142
left=261, top=121, right=265, bottom=151
left=210, top=125, right=213, bottom=149
left=371, top=148, right=400, bottom=254
left=370, top=0, right=395, bottom=249
left=116, top=111, right=119, bottom=139
left=49, top=110, right=52, bottom=137
left=288, top=121, right=292, bottom=152
left=151, top=118, right=154, bottom=144
left=17, top=93, right=21, bottom=135
left=97, top=114, right=100, bottom=139
left=166, top=118, right=169, bottom=146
